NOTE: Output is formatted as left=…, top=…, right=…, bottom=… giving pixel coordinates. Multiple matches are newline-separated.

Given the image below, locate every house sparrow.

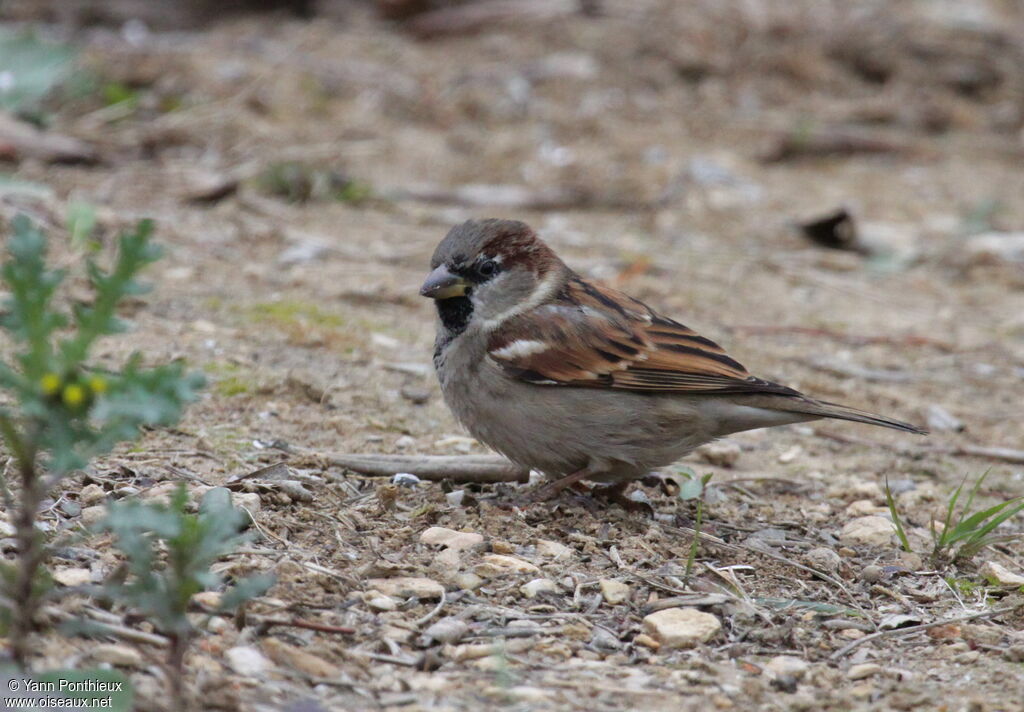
left=421, top=219, right=925, bottom=501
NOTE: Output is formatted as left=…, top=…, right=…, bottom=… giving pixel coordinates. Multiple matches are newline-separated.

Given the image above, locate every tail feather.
left=783, top=397, right=927, bottom=435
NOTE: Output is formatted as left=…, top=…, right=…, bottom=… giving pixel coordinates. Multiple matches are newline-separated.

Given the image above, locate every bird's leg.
left=591, top=481, right=655, bottom=515
left=522, top=468, right=592, bottom=503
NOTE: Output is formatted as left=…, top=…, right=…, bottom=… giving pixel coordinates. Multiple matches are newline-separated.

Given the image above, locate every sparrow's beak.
left=420, top=266, right=468, bottom=300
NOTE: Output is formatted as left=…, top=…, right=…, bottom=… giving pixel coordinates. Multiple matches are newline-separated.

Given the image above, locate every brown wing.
left=487, top=276, right=800, bottom=396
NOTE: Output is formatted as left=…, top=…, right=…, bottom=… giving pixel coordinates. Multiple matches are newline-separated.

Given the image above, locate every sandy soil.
left=3, top=1, right=1024, bottom=710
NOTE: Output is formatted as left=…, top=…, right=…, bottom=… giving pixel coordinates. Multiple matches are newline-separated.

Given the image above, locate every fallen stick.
left=759, top=126, right=920, bottom=163
left=328, top=453, right=529, bottom=484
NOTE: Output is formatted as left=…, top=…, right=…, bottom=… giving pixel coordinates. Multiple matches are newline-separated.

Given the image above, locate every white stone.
left=642, top=608, right=721, bottom=649
left=365, top=577, right=444, bottom=599
left=366, top=594, right=398, bottom=611
left=765, top=655, right=810, bottom=680
left=599, top=579, right=630, bottom=605
left=474, top=554, right=540, bottom=578
left=423, top=617, right=469, bottom=644
left=80, top=484, right=106, bottom=506
left=535, top=540, right=573, bottom=559
left=847, top=663, right=883, bottom=680
left=90, top=644, right=144, bottom=668
left=52, top=567, right=91, bottom=587
left=980, top=561, right=1024, bottom=587
left=419, top=527, right=484, bottom=552
left=453, top=573, right=484, bottom=591
left=233, top=492, right=261, bottom=514
left=520, top=578, right=558, bottom=598
left=839, top=516, right=894, bottom=548
left=81, top=505, right=106, bottom=527
left=226, top=645, right=273, bottom=676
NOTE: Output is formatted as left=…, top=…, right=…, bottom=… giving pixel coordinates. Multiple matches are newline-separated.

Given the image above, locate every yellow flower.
left=87, top=375, right=108, bottom=395
left=40, top=373, right=62, bottom=396
left=62, top=383, right=87, bottom=409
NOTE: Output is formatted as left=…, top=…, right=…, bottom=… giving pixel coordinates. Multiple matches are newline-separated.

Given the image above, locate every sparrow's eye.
left=477, top=259, right=499, bottom=279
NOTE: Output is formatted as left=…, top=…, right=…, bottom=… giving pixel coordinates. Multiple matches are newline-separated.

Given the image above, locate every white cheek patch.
left=490, top=339, right=550, bottom=360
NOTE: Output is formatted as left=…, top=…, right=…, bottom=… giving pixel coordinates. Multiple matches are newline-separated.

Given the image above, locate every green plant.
left=0, top=29, right=76, bottom=116
left=885, top=478, right=913, bottom=553
left=0, top=215, right=203, bottom=667
left=677, top=468, right=715, bottom=582
left=929, top=470, right=1024, bottom=566
left=100, top=485, right=273, bottom=711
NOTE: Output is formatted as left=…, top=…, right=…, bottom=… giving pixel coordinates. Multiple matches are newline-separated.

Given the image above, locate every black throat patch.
left=436, top=296, right=473, bottom=339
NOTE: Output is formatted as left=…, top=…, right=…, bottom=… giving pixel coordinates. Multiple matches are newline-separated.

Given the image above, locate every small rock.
left=263, top=638, right=341, bottom=678
left=765, top=655, right=810, bottom=680
left=860, top=565, right=884, bottom=583
left=980, top=561, right=1024, bottom=587
left=366, top=594, right=398, bottom=611
left=520, top=578, right=557, bottom=598
left=194, top=591, right=223, bottom=609
left=453, top=573, right=483, bottom=591
left=698, top=440, right=741, bottom=467
left=445, top=490, right=466, bottom=507
left=845, top=499, right=883, bottom=516
left=233, top=492, right=261, bottom=514
left=423, top=617, right=469, bottom=645
left=633, top=633, right=660, bottom=650
left=778, top=445, right=802, bottom=464
left=81, top=505, right=106, bottom=527
left=90, top=644, right=144, bottom=668
left=474, top=554, right=540, bottom=578
left=847, top=663, right=882, bottom=680
left=52, top=567, right=91, bottom=587
left=400, top=386, right=431, bottom=404
left=642, top=608, right=721, bottom=649
left=420, top=527, right=484, bottom=552
left=839, top=516, right=894, bottom=548
left=225, top=645, right=273, bottom=676
left=599, top=579, right=630, bottom=605
left=828, top=481, right=884, bottom=502
left=925, top=405, right=964, bottom=432
left=79, top=484, right=106, bottom=506
left=954, top=650, right=981, bottom=664
left=392, top=473, right=421, bottom=487
left=589, top=627, right=621, bottom=652
left=839, top=628, right=866, bottom=640
left=434, top=548, right=462, bottom=570
left=804, top=547, right=841, bottom=573
left=535, top=539, right=573, bottom=559
left=394, top=435, right=416, bottom=449
left=365, top=577, right=444, bottom=599
left=491, top=540, right=516, bottom=554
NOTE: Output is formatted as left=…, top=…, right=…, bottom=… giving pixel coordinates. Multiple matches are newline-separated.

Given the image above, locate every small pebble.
left=642, top=608, right=721, bottom=649
left=392, top=472, right=421, bottom=487
left=847, top=663, right=882, bottom=680
left=804, top=547, right=841, bottom=573
left=520, top=578, right=557, bottom=598
left=599, top=579, right=631, bottom=605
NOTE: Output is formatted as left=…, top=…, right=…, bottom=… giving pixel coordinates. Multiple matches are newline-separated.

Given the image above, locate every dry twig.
left=329, top=453, right=529, bottom=483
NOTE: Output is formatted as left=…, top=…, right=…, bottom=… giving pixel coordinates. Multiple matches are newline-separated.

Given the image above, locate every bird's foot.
left=520, top=468, right=591, bottom=504
left=591, top=481, right=655, bottom=516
